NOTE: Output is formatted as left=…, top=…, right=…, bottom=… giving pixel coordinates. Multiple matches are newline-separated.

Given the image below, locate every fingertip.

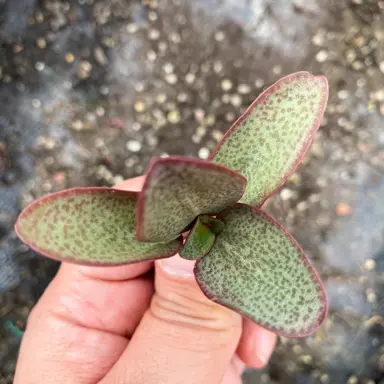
left=237, top=318, right=277, bottom=369
left=156, top=254, right=196, bottom=280
left=114, top=176, right=146, bottom=192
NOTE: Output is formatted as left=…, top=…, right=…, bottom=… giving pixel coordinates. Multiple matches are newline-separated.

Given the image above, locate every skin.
left=14, top=176, right=277, bottom=384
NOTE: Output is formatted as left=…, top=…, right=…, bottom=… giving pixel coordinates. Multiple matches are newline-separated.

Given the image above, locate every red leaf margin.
left=194, top=203, right=328, bottom=338
left=15, top=187, right=183, bottom=266
left=209, top=71, right=329, bottom=207
left=136, top=156, right=247, bottom=242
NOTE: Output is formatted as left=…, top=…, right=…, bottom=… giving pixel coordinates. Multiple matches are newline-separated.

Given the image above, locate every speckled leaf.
left=194, top=204, right=327, bottom=337
left=180, top=216, right=216, bottom=260
left=210, top=72, right=328, bottom=206
left=199, top=215, right=225, bottom=235
left=15, top=188, right=182, bottom=265
left=137, top=156, right=246, bottom=242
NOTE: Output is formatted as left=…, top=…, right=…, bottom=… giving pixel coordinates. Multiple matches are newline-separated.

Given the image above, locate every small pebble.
left=320, top=374, right=329, bottom=383
left=312, top=30, right=325, bottom=46
left=273, top=65, right=282, bottom=75
left=225, top=112, right=235, bottom=122
left=379, top=61, right=384, bottom=74
left=280, top=188, right=295, bottom=201
left=77, top=61, right=92, bottom=79
left=167, top=110, right=181, bottom=124
left=71, top=120, right=84, bottom=131
left=126, top=140, right=142, bottom=152
left=42, top=181, right=52, bottom=192
left=230, top=94, right=242, bottom=107
left=35, top=61, right=45, bottom=71
left=165, top=73, right=177, bottom=84
left=238, top=84, right=251, bottom=94
left=94, top=47, right=108, bottom=66
left=196, top=126, right=206, bottom=137
left=35, top=11, right=44, bottom=23
left=198, top=147, right=210, bottom=159
left=96, top=106, right=105, bottom=116
left=255, top=78, right=264, bottom=88
left=185, top=73, right=195, bottom=84
left=162, top=62, right=174, bottom=74
left=315, top=50, right=328, bottom=62
left=212, top=130, right=223, bottom=142
left=297, top=201, right=308, bottom=211
left=347, top=376, right=358, bottom=384
left=213, top=60, right=223, bottom=73
left=292, top=344, right=303, bottom=354
left=194, top=108, right=205, bottom=122
left=300, top=354, right=313, bottom=364
left=36, top=38, right=47, bottom=49
left=65, top=53, right=75, bottom=63
left=149, top=29, right=160, bottom=40
left=148, top=11, right=158, bottom=21
left=364, top=259, right=376, bottom=271
left=205, top=114, right=216, bottom=126
left=221, top=79, right=233, bottom=91
left=337, top=90, right=349, bottom=100
left=156, top=94, right=167, bottom=104
left=126, top=23, right=138, bottom=33
left=134, top=100, right=146, bottom=113
left=170, top=32, right=181, bottom=43
left=132, top=122, right=141, bottom=131
left=214, top=31, right=225, bottom=41
left=32, top=99, right=41, bottom=108
left=222, top=94, right=231, bottom=103
left=366, top=288, right=376, bottom=303
left=335, top=202, right=353, bottom=216
left=177, top=92, right=188, bottom=103
left=52, top=172, right=67, bottom=185
left=13, top=44, right=24, bottom=53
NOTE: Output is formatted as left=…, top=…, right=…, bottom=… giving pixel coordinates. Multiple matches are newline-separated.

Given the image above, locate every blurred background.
left=0, top=0, right=383, bottom=383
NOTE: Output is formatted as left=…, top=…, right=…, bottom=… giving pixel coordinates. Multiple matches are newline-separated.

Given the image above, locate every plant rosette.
left=15, top=72, right=329, bottom=338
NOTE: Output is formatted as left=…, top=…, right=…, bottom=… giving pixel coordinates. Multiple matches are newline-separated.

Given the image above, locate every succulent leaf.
left=137, top=156, right=246, bottom=243
left=210, top=72, right=329, bottom=206
left=15, top=188, right=182, bottom=265
left=194, top=204, right=327, bottom=337
left=199, top=215, right=225, bottom=235
left=179, top=216, right=216, bottom=260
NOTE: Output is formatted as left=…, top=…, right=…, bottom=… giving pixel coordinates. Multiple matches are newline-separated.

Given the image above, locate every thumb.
left=103, top=255, right=243, bottom=384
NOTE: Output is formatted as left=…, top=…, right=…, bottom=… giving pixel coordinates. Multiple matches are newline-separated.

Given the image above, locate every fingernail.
left=256, top=331, right=276, bottom=366
left=157, top=254, right=195, bottom=280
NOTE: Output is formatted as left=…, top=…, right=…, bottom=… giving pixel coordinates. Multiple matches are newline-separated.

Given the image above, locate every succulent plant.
left=15, top=72, right=329, bottom=338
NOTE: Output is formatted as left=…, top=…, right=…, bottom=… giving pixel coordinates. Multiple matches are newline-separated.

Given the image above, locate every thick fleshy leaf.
left=194, top=204, right=327, bottom=337
left=137, top=156, right=246, bottom=242
left=210, top=72, right=329, bottom=206
left=199, top=215, right=225, bottom=235
left=180, top=216, right=216, bottom=260
left=15, top=188, right=182, bottom=265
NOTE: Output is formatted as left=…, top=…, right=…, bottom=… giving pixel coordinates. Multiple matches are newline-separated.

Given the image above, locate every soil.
left=0, top=0, right=383, bottom=383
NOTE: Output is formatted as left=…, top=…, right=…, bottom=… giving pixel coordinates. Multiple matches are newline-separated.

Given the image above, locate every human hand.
left=14, top=176, right=276, bottom=384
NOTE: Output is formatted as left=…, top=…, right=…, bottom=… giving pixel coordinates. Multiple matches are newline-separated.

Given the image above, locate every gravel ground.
left=0, top=0, right=384, bottom=383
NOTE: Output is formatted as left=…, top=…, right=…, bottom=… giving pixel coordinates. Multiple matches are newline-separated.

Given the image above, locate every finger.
left=237, top=318, right=277, bottom=369
left=221, top=355, right=245, bottom=384
left=114, top=175, right=145, bottom=191
left=14, top=264, right=154, bottom=384
left=102, top=255, right=242, bottom=384
left=43, top=264, right=154, bottom=336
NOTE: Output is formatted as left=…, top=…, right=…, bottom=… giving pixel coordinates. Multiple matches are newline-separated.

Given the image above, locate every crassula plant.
left=15, top=72, right=329, bottom=338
